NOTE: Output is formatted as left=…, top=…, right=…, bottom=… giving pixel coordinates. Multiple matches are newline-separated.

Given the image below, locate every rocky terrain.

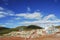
left=0, top=25, right=60, bottom=40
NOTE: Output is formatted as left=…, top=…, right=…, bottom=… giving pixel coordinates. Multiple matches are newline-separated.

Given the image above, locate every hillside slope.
left=0, top=25, right=43, bottom=35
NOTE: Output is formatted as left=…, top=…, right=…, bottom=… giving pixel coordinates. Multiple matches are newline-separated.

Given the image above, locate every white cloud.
left=14, top=7, right=60, bottom=27
left=0, top=7, right=60, bottom=28
left=43, top=14, right=57, bottom=21
left=0, top=12, right=8, bottom=14
left=0, top=15, right=5, bottom=18
left=0, top=7, right=4, bottom=10
left=25, top=12, right=42, bottom=19
left=18, top=13, right=60, bottom=28
left=0, top=12, right=8, bottom=18
left=15, top=12, right=43, bottom=19
left=19, top=20, right=60, bottom=28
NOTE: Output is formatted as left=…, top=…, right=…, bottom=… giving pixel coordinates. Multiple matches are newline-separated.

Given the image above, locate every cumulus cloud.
left=0, top=7, right=60, bottom=28
left=15, top=12, right=43, bottom=19
left=0, top=12, right=8, bottom=14
left=43, top=14, right=58, bottom=21
left=13, top=7, right=60, bottom=27
left=18, top=13, right=60, bottom=28
left=20, top=19, right=60, bottom=26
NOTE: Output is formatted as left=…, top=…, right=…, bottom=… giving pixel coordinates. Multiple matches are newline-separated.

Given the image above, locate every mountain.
left=15, top=25, right=43, bottom=31
left=55, top=26, right=60, bottom=28
left=27, top=25, right=43, bottom=29
left=0, top=25, right=43, bottom=35
left=0, top=27, right=9, bottom=30
left=0, top=26, right=11, bottom=35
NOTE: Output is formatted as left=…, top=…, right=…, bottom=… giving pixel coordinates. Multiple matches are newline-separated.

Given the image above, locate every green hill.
left=27, top=25, right=43, bottom=29
left=0, top=25, right=43, bottom=35
left=0, top=27, right=9, bottom=30
left=0, top=26, right=11, bottom=36
left=25, top=25, right=43, bottom=30
left=15, top=25, right=43, bottom=31
left=55, top=26, right=60, bottom=28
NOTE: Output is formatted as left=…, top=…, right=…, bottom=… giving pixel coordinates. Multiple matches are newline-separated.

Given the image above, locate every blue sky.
left=0, top=0, right=60, bottom=28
